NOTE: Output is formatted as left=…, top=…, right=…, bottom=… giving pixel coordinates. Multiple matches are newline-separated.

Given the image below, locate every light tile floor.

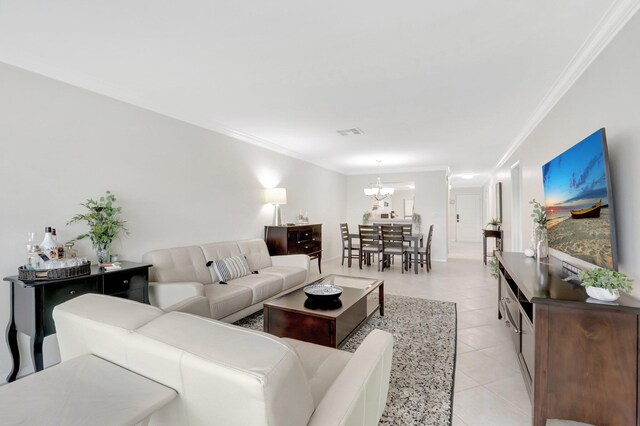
left=312, top=242, right=532, bottom=426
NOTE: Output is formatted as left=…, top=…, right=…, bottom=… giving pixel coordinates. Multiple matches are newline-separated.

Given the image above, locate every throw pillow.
left=209, top=255, right=251, bottom=283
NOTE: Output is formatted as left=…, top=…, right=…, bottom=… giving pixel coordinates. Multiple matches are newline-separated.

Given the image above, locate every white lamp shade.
left=266, top=187, right=287, bottom=204
left=381, top=187, right=395, bottom=195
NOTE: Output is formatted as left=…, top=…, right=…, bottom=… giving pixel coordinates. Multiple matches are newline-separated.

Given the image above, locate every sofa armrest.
left=163, top=296, right=212, bottom=318
left=308, top=329, right=394, bottom=426
left=148, top=281, right=205, bottom=310
left=0, top=354, right=177, bottom=425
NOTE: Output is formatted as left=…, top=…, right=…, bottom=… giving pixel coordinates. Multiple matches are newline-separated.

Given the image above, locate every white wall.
left=488, top=11, right=640, bottom=297
left=0, top=63, right=347, bottom=381
left=346, top=171, right=448, bottom=261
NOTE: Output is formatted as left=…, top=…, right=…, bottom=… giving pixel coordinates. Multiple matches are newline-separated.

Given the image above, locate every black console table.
left=265, top=224, right=322, bottom=273
left=496, top=252, right=640, bottom=426
left=3, top=261, right=151, bottom=382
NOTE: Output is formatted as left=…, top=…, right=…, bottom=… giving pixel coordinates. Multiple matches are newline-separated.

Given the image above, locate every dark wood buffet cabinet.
left=496, top=252, right=640, bottom=426
left=3, top=261, right=151, bottom=383
left=264, top=224, right=322, bottom=273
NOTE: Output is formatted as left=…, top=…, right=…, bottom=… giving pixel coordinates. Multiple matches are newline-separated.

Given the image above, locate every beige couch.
left=142, top=239, right=310, bottom=322
left=53, top=294, right=394, bottom=426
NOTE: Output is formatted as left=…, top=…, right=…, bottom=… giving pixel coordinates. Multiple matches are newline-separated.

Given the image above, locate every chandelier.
left=364, top=161, right=395, bottom=201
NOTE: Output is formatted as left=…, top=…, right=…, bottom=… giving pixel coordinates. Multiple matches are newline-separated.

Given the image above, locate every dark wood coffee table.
left=263, top=274, right=384, bottom=348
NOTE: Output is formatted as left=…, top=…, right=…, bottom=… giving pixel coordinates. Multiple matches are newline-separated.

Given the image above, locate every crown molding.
left=495, top=0, right=640, bottom=170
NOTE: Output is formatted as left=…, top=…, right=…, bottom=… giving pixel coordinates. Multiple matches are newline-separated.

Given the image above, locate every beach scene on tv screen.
left=542, top=129, right=613, bottom=269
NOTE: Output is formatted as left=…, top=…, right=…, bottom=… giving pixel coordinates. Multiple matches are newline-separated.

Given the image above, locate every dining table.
left=347, top=233, right=424, bottom=274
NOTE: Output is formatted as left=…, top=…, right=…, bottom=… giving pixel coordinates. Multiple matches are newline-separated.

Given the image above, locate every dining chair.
left=401, top=224, right=413, bottom=239
left=418, top=224, right=434, bottom=272
left=401, top=223, right=413, bottom=252
left=402, top=223, right=424, bottom=270
left=358, top=224, right=382, bottom=271
left=381, top=225, right=408, bottom=273
left=340, top=223, right=359, bottom=267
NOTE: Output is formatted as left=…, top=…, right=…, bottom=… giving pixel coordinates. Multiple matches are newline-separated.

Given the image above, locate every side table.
left=3, top=261, right=151, bottom=382
left=265, top=224, right=322, bottom=273
left=483, top=229, right=503, bottom=264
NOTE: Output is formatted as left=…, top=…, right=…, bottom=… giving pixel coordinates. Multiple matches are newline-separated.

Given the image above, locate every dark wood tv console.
left=496, top=252, right=640, bottom=426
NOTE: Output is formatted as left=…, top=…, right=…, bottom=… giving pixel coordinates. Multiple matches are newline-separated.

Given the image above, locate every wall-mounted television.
left=541, top=128, right=617, bottom=270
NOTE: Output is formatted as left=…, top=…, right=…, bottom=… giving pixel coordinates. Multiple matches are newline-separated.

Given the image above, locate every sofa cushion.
left=260, top=266, right=307, bottom=290
left=135, top=312, right=316, bottom=426
left=54, top=293, right=164, bottom=330
left=53, top=294, right=165, bottom=363
left=282, top=338, right=352, bottom=406
left=237, top=239, right=273, bottom=271
left=204, top=284, right=253, bottom=320
left=143, top=246, right=213, bottom=285
left=229, top=274, right=283, bottom=304
left=210, top=255, right=251, bottom=282
left=200, top=241, right=242, bottom=282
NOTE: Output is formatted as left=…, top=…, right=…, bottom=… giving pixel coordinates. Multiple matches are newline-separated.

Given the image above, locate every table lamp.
left=266, top=188, right=287, bottom=226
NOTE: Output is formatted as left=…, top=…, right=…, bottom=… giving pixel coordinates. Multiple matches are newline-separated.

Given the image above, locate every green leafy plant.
left=579, top=268, right=633, bottom=293
left=487, top=218, right=501, bottom=228
left=529, top=199, right=548, bottom=226
left=489, top=257, right=499, bottom=279
left=412, top=212, right=422, bottom=233
left=412, top=212, right=422, bottom=226
left=362, top=211, right=372, bottom=225
left=67, top=191, right=129, bottom=250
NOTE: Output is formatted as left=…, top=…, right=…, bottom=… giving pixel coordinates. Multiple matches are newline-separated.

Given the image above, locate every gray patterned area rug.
left=234, top=294, right=457, bottom=425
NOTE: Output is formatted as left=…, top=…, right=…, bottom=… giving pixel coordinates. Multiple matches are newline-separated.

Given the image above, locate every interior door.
left=456, top=194, right=482, bottom=242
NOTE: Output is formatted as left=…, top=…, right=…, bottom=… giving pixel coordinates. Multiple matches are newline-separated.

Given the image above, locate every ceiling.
left=0, top=0, right=621, bottom=186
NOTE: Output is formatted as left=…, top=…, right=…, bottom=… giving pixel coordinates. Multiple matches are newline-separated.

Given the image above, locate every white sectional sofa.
left=142, top=239, right=310, bottom=322
left=52, top=294, right=394, bottom=426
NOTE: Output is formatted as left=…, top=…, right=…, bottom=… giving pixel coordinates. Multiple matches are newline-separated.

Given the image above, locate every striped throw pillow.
left=210, top=255, right=251, bottom=282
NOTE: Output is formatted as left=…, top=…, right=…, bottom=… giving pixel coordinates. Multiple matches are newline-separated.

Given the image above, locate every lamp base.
left=273, top=204, right=284, bottom=226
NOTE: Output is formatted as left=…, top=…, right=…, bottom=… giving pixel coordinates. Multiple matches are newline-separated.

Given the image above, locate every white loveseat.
left=52, top=294, right=394, bottom=426
left=142, top=239, right=310, bottom=322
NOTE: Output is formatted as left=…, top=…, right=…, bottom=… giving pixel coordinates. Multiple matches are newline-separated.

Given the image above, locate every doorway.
left=455, top=194, right=482, bottom=242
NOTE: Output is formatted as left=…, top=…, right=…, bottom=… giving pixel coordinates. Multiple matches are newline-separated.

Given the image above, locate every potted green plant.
left=489, top=257, right=499, bottom=279
left=529, top=199, right=548, bottom=225
left=67, top=191, right=129, bottom=264
left=412, top=212, right=422, bottom=234
left=487, top=218, right=501, bottom=230
left=579, top=268, right=633, bottom=302
left=362, top=211, right=372, bottom=225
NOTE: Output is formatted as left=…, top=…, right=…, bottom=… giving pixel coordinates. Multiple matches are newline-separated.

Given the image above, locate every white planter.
left=586, top=286, right=620, bottom=302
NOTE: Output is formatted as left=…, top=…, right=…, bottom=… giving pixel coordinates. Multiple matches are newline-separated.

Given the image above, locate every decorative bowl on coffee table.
left=303, top=283, right=343, bottom=302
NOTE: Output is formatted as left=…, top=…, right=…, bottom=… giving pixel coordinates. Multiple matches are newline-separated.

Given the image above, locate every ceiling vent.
left=337, top=128, right=364, bottom=136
